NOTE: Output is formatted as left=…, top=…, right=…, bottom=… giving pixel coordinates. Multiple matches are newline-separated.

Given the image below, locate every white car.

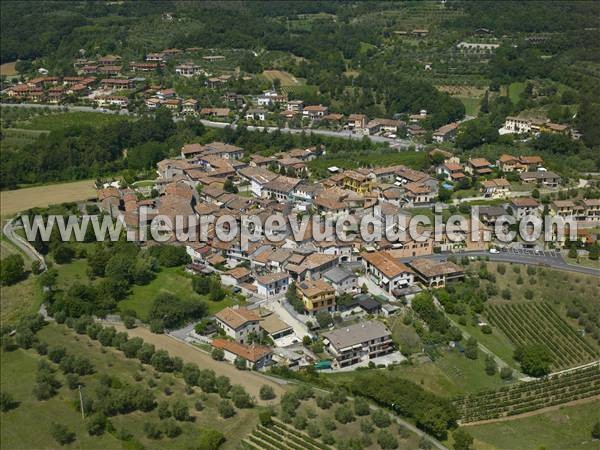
left=489, top=248, right=500, bottom=254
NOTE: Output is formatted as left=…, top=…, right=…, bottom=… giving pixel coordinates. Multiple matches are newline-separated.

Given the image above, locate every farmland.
left=467, top=400, right=600, bottom=450
left=486, top=302, right=599, bottom=370
left=0, top=179, right=97, bottom=217
left=454, top=363, right=600, bottom=423
left=1, top=323, right=260, bottom=450
left=262, top=69, right=301, bottom=86
left=16, top=111, right=128, bottom=131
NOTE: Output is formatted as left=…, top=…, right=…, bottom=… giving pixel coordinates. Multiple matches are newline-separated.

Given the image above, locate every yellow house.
left=342, top=170, right=373, bottom=194
left=297, top=279, right=336, bottom=315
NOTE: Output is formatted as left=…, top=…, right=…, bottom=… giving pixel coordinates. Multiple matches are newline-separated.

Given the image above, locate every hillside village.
left=92, top=137, right=599, bottom=373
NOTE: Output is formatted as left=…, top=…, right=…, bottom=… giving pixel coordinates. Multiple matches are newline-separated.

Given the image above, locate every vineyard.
left=242, top=419, right=332, bottom=450
left=486, top=302, right=599, bottom=370
left=455, top=363, right=600, bottom=423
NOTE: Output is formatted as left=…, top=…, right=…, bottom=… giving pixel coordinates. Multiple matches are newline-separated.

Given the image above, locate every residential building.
left=437, top=162, right=466, bottom=183
left=323, top=267, right=358, bottom=294
left=297, top=279, right=336, bottom=314
left=480, top=178, right=511, bottom=198
left=362, top=251, right=414, bottom=295
left=519, top=171, right=561, bottom=188
left=323, top=321, right=394, bottom=368
left=182, top=98, right=198, bottom=115
left=214, top=307, right=261, bottom=344
left=245, top=108, right=267, bottom=121
left=432, top=122, right=459, bottom=143
left=262, top=176, right=301, bottom=202
left=302, top=104, right=328, bottom=119
left=238, top=167, right=280, bottom=197
left=409, top=259, right=465, bottom=288
left=255, top=272, right=290, bottom=298
left=510, top=197, right=541, bottom=219
left=497, top=154, right=544, bottom=172
left=211, top=339, right=272, bottom=369
left=286, top=100, right=304, bottom=112
left=175, top=62, right=203, bottom=77
left=465, top=158, right=493, bottom=175
left=260, top=314, right=294, bottom=343
left=347, top=114, right=368, bottom=131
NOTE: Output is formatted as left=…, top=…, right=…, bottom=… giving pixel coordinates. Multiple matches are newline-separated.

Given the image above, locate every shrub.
left=0, top=392, right=18, bottom=412
left=500, top=367, right=513, bottom=380
left=293, top=414, right=307, bottom=430
left=143, top=422, right=162, bottom=439
left=218, top=399, right=235, bottom=418
left=371, top=408, right=391, bottom=428
left=334, top=405, right=355, bottom=424
left=86, top=413, right=107, bottom=436
left=259, top=384, right=276, bottom=400
left=354, top=397, right=370, bottom=416
left=163, top=419, right=182, bottom=438
left=377, top=429, right=398, bottom=449
left=50, top=423, right=75, bottom=445
left=211, top=348, right=224, bottom=361
left=316, top=395, right=332, bottom=409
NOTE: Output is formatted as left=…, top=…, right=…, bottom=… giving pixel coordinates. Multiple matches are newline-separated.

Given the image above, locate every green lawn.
left=468, top=400, right=600, bottom=450
left=1, top=323, right=258, bottom=450
left=455, top=96, right=481, bottom=117
left=17, top=112, right=128, bottom=132
left=0, top=274, right=43, bottom=326
left=508, top=82, right=526, bottom=104
left=118, top=267, right=235, bottom=320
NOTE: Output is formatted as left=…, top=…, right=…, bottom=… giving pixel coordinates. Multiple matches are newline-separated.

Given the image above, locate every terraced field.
left=486, top=302, right=599, bottom=370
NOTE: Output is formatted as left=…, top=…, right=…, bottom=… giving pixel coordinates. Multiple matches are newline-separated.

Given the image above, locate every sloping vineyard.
left=242, top=419, right=333, bottom=450
left=455, top=362, right=600, bottom=423
left=486, top=302, right=599, bottom=369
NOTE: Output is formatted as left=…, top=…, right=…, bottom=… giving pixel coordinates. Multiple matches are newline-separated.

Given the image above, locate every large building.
left=297, top=279, right=336, bottom=315
left=362, top=251, right=414, bottom=295
left=323, top=321, right=394, bottom=368
left=214, top=307, right=260, bottom=344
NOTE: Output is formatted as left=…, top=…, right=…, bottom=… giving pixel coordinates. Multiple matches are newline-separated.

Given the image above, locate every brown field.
left=436, top=84, right=486, bottom=97
left=0, top=179, right=97, bottom=217
left=0, top=62, right=17, bottom=76
left=262, top=69, right=300, bottom=86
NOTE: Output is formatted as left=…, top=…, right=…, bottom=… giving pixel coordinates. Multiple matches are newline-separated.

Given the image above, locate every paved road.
left=1, top=102, right=420, bottom=148
left=2, top=218, right=46, bottom=270
left=399, top=249, right=600, bottom=277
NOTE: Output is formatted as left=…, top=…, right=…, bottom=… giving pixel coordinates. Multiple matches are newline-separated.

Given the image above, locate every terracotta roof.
left=211, top=339, right=271, bottom=362
left=468, top=158, right=491, bottom=168
left=409, top=258, right=464, bottom=278
left=226, top=267, right=251, bottom=280
left=215, top=307, right=260, bottom=329
left=362, top=251, right=412, bottom=278
left=297, top=279, right=335, bottom=297
left=256, top=272, right=289, bottom=285
left=511, top=197, right=540, bottom=208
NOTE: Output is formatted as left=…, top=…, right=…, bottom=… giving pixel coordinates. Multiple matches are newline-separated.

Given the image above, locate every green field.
left=118, top=267, right=236, bottom=320
left=17, top=112, right=128, bottom=132
left=455, top=96, right=481, bottom=116
left=507, top=82, right=526, bottom=104
left=309, top=151, right=427, bottom=178
left=468, top=400, right=600, bottom=450
left=0, top=128, right=47, bottom=150
left=1, top=323, right=259, bottom=450
left=326, top=348, right=511, bottom=399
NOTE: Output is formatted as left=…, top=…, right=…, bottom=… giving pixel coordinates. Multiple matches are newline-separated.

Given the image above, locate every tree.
left=158, top=401, right=172, bottom=419
left=568, top=245, right=577, bottom=259
left=377, top=429, right=399, bottom=450
left=480, top=90, right=489, bottom=114
left=500, top=367, right=513, bottom=380
left=588, top=244, right=599, bottom=261
left=0, top=254, right=26, bottom=285
left=259, top=408, right=274, bottom=426
left=211, top=348, right=224, bottom=361
left=172, top=398, right=190, bottom=421
left=259, top=384, right=276, bottom=401
left=465, top=337, right=479, bottom=360
left=334, top=405, right=354, bottom=424
left=514, top=344, right=553, bottom=377
left=0, top=392, right=18, bottom=412
left=163, top=418, right=182, bottom=438
left=50, top=423, right=75, bottom=445
left=234, top=357, right=247, bottom=370
left=230, top=385, right=254, bottom=408
left=453, top=428, right=474, bottom=450
left=484, top=354, right=497, bottom=376
left=143, top=421, right=162, bottom=439
left=223, top=178, right=238, bottom=194
left=197, top=428, right=225, bottom=450
left=218, top=399, right=235, bottom=418
left=371, top=408, right=391, bottom=428
left=86, top=413, right=107, bottom=436
left=592, top=421, right=600, bottom=439
left=354, top=397, right=370, bottom=416
left=315, top=311, right=333, bottom=329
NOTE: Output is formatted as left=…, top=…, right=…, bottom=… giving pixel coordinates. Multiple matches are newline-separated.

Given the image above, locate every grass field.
left=309, top=151, right=427, bottom=177
left=468, top=400, right=600, bottom=450
left=0, top=274, right=42, bottom=326
left=0, top=179, right=97, bottom=217
left=455, top=96, right=481, bottom=116
left=1, top=323, right=260, bottom=450
left=16, top=111, right=128, bottom=131
left=118, top=267, right=236, bottom=320
left=0, top=128, right=47, bottom=150
left=326, top=348, right=511, bottom=399
left=507, top=82, right=526, bottom=104
left=262, top=70, right=300, bottom=86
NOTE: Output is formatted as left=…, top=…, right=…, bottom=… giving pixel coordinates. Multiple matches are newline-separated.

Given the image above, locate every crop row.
left=454, top=363, right=600, bottom=422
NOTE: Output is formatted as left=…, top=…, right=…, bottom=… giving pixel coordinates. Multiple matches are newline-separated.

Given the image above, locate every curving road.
left=2, top=217, right=46, bottom=270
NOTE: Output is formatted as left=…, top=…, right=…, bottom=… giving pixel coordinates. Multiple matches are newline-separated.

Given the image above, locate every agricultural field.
left=262, top=69, right=301, bottom=86
left=0, top=128, right=46, bottom=151
left=0, top=275, right=42, bottom=326
left=467, top=400, right=600, bottom=450
left=0, top=61, right=18, bottom=76
left=486, top=302, right=599, bottom=370
left=1, top=323, right=259, bottom=450
left=0, top=179, right=97, bottom=217
left=245, top=391, right=423, bottom=450
left=455, top=363, right=600, bottom=423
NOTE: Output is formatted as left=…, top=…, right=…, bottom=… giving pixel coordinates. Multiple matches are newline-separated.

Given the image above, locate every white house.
left=255, top=272, right=290, bottom=298
left=362, top=251, right=414, bottom=295
left=214, top=307, right=261, bottom=344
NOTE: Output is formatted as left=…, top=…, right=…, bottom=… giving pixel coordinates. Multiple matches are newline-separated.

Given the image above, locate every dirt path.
left=114, top=324, right=285, bottom=401
left=461, top=395, right=600, bottom=426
